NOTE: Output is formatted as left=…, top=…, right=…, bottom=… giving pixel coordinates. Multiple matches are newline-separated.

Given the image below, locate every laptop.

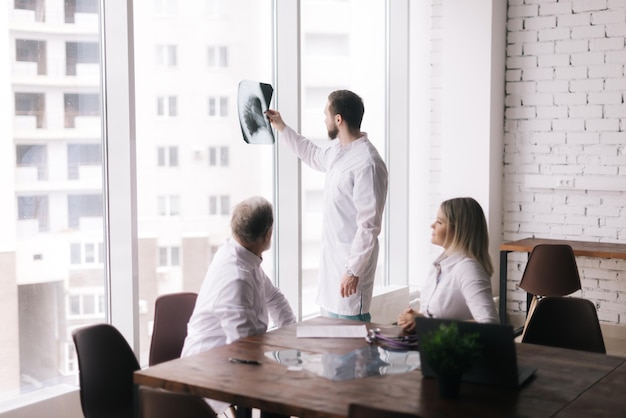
left=415, top=317, right=537, bottom=388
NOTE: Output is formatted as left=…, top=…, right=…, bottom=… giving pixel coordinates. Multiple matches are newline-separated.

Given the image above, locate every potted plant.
left=420, top=322, right=481, bottom=399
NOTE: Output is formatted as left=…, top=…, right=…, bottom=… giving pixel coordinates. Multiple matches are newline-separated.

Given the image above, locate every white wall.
left=503, top=0, right=626, bottom=324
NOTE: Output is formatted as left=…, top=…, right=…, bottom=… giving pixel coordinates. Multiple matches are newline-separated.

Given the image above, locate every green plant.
left=420, top=322, right=481, bottom=377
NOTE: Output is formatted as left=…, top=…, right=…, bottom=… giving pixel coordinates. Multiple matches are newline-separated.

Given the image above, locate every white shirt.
left=419, top=251, right=499, bottom=323
left=181, top=238, right=296, bottom=413
left=280, top=126, right=388, bottom=316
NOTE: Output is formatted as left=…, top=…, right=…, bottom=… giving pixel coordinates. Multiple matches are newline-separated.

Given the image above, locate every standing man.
left=266, top=90, right=388, bottom=322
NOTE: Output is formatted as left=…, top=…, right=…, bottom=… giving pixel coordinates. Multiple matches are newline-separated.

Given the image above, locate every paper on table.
left=296, top=324, right=368, bottom=338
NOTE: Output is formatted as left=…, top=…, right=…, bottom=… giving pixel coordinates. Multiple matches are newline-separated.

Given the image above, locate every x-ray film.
left=237, top=80, right=274, bottom=144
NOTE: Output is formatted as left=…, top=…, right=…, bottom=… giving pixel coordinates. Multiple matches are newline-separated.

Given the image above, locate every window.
left=16, top=144, right=48, bottom=180
left=67, top=143, right=101, bottom=179
left=15, top=0, right=45, bottom=22
left=66, top=41, right=99, bottom=75
left=17, top=195, right=49, bottom=232
left=156, top=44, right=177, bottom=67
left=207, top=46, right=228, bottom=68
left=16, top=39, right=46, bottom=75
left=208, top=146, right=228, bottom=167
left=158, top=246, right=180, bottom=267
left=158, top=195, right=180, bottom=216
left=70, top=242, right=104, bottom=265
left=157, top=96, right=177, bottom=117
left=67, top=290, right=105, bottom=318
left=154, top=0, right=177, bottom=17
left=15, top=92, right=45, bottom=128
left=208, top=96, right=228, bottom=117
left=157, top=146, right=178, bottom=167
left=64, top=93, right=100, bottom=128
left=208, top=195, right=230, bottom=216
left=299, top=0, right=387, bottom=317
left=67, top=194, right=103, bottom=229
left=64, top=0, right=99, bottom=24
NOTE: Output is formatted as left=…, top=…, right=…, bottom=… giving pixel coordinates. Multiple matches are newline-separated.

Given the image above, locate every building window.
left=208, top=96, right=228, bottom=117
left=156, top=44, right=177, bottom=67
left=154, top=0, right=177, bottom=17
left=157, top=96, right=177, bottom=117
left=15, top=0, right=45, bottom=22
left=70, top=242, right=104, bottom=265
left=15, top=92, right=45, bottom=129
left=16, top=144, right=48, bottom=180
left=64, top=93, right=100, bottom=128
left=17, top=195, right=49, bottom=232
left=158, top=246, right=180, bottom=267
left=64, top=0, right=99, bottom=24
left=157, top=146, right=178, bottom=167
left=208, top=146, right=229, bottom=167
left=158, top=195, right=180, bottom=216
left=67, top=143, right=101, bottom=179
left=209, top=195, right=230, bottom=216
left=67, top=194, right=103, bottom=230
left=67, top=291, right=105, bottom=318
left=207, top=46, right=228, bottom=68
left=66, top=41, right=99, bottom=76
left=16, top=39, right=46, bottom=75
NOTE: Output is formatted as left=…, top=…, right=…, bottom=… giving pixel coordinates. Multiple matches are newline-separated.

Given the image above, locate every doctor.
left=266, top=90, right=388, bottom=322
left=182, top=196, right=295, bottom=418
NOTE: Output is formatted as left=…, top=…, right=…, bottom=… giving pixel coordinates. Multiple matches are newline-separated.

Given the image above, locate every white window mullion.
left=101, top=0, right=139, bottom=352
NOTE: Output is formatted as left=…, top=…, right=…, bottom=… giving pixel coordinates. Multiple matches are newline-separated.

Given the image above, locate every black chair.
left=149, top=292, right=198, bottom=366
left=519, top=244, right=582, bottom=337
left=72, top=323, right=139, bottom=418
left=521, top=296, right=606, bottom=354
left=349, top=403, right=421, bottom=418
left=73, top=323, right=216, bottom=418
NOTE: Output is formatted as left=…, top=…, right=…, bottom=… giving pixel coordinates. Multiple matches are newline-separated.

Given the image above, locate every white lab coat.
left=280, top=126, right=388, bottom=316
left=419, top=251, right=499, bottom=323
left=182, top=238, right=296, bottom=413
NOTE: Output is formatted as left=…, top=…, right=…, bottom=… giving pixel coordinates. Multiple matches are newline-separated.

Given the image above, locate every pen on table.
left=229, top=357, right=262, bottom=365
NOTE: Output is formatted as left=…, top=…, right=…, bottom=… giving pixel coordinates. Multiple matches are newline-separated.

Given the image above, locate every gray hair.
left=230, top=196, right=274, bottom=244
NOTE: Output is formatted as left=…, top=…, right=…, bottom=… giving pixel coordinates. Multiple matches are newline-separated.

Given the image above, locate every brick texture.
left=504, top=0, right=626, bottom=325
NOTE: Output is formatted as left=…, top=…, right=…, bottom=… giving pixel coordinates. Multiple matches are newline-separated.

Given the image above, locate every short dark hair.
left=328, top=90, right=364, bottom=130
left=230, top=196, right=274, bottom=244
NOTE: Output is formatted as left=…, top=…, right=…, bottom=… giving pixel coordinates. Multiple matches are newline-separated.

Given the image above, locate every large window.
left=299, top=0, right=387, bottom=317
left=133, top=0, right=275, bottom=364
left=2, top=0, right=105, bottom=406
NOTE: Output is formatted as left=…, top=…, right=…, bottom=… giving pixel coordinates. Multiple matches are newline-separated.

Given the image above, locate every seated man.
left=182, top=196, right=296, bottom=418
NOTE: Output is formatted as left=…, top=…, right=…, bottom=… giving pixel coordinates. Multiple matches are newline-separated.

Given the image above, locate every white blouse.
left=419, top=251, right=499, bottom=323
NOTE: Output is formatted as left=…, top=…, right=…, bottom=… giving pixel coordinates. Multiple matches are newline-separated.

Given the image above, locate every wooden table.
left=134, top=317, right=626, bottom=418
left=498, top=237, right=626, bottom=324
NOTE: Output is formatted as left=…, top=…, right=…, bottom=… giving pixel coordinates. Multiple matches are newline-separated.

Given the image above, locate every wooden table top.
left=134, top=317, right=626, bottom=418
left=500, top=237, right=626, bottom=259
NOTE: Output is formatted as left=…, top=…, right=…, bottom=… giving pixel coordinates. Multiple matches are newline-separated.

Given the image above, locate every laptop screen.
left=414, top=317, right=536, bottom=388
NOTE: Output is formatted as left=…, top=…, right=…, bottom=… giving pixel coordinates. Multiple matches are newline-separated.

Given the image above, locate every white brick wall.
left=504, top=0, right=626, bottom=325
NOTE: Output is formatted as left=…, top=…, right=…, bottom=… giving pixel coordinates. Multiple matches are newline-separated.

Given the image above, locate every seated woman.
left=397, top=197, right=499, bottom=332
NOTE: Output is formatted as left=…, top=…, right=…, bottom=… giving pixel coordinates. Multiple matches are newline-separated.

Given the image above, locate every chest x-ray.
left=237, top=80, right=274, bottom=144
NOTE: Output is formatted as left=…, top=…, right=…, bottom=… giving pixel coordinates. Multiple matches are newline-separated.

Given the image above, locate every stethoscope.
left=365, top=328, right=419, bottom=351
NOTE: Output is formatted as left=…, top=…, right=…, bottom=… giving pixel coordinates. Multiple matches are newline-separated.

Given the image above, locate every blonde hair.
left=230, top=196, right=273, bottom=244
left=440, top=197, right=493, bottom=276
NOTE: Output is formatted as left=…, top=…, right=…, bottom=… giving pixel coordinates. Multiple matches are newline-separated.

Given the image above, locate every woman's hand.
left=397, top=308, right=419, bottom=332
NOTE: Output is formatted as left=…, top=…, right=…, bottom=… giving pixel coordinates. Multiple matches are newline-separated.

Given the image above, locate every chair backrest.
left=348, top=403, right=421, bottom=418
left=72, top=323, right=140, bottom=418
left=519, top=244, right=581, bottom=297
left=148, top=292, right=198, bottom=366
left=521, top=296, right=606, bottom=354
